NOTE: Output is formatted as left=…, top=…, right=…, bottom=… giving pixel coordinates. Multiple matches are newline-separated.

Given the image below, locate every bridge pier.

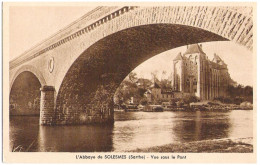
left=40, top=86, right=55, bottom=125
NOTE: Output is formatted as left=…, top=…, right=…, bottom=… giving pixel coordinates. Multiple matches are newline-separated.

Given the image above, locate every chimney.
left=200, top=44, right=202, bottom=49
left=187, top=45, right=189, bottom=49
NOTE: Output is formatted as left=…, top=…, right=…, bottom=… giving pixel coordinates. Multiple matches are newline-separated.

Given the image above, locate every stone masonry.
left=40, top=86, right=55, bottom=125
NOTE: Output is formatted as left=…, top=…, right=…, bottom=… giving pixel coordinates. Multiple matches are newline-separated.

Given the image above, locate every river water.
left=9, top=110, right=253, bottom=152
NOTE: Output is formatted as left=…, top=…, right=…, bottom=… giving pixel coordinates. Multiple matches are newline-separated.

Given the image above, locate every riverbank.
left=131, top=137, right=253, bottom=153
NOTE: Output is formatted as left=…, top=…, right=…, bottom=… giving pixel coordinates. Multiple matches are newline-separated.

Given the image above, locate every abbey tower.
left=172, top=44, right=232, bottom=100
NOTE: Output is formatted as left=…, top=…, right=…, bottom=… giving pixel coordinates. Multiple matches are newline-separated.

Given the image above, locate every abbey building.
left=172, top=44, right=233, bottom=100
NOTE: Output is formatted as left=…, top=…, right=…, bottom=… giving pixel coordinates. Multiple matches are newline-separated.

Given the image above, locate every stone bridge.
left=9, top=6, right=253, bottom=125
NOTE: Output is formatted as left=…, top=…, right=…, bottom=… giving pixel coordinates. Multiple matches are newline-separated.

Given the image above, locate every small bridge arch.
left=10, top=65, right=47, bottom=90
left=10, top=65, right=47, bottom=116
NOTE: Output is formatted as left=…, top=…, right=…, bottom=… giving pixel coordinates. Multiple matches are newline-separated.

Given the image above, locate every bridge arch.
left=54, top=23, right=230, bottom=124
left=10, top=65, right=46, bottom=116
left=53, top=6, right=253, bottom=125
left=10, top=65, right=47, bottom=90
left=52, top=6, right=252, bottom=94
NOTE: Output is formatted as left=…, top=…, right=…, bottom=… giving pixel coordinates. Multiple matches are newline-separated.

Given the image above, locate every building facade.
left=145, top=82, right=174, bottom=103
left=172, top=44, right=232, bottom=100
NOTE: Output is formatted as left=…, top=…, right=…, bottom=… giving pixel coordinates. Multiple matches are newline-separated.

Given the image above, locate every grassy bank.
left=131, top=137, right=253, bottom=153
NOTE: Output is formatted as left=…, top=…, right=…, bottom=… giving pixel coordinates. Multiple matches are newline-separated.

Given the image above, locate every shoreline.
left=116, top=109, right=253, bottom=113
left=129, top=137, right=253, bottom=153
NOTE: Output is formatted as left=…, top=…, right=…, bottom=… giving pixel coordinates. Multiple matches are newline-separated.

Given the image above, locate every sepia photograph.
left=3, top=2, right=257, bottom=163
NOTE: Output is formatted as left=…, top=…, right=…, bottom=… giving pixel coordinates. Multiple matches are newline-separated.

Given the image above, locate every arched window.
left=186, top=79, right=190, bottom=86
left=193, top=79, right=197, bottom=85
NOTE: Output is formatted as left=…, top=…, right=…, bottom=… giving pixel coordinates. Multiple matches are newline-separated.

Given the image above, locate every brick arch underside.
left=10, top=71, right=42, bottom=116
left=10, top=65, right=47, bottom=90
left=55, top=24, right=228, bottom=125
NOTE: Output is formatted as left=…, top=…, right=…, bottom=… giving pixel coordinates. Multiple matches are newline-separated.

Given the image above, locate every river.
left=9, top=110, right=253, bottom=152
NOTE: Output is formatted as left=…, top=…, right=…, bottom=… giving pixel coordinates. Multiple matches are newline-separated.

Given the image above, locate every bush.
left=181, top=95, right=199, bottom=104
left=140, top=98, right=148, bottom=105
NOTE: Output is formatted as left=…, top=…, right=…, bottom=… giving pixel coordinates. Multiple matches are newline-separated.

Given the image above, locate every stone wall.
left=40, top=86, right=55, bottom=125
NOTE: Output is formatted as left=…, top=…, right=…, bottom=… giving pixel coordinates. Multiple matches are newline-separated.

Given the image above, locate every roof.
left=212, top=53, right=225, bottom=63
left=153, top=82, right=160, bottom=88
left=161, top=90, right=173, bottom=94
left=208, top=60, right=227, bottom=69
left=173, top=52, right=183, bottom=61
left=183, top=44, right=206, bottom=55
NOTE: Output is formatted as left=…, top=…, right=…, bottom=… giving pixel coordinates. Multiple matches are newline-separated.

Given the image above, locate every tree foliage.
left=214, top=85, right=253, bottom=104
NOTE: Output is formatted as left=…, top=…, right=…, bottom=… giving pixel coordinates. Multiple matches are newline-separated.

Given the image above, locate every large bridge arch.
left=53, top=6, right=252, bottom=125
left=52, top=6, right=253, bottom=96
left=54, top=23, right=229, bottom=124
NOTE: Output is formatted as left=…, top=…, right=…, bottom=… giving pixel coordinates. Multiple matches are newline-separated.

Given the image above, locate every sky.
left=9, top=6, right=95, bottom=60
left=9, top=6, right=253, bottom=86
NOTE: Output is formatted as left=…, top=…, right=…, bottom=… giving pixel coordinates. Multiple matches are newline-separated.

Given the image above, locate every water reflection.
left=228, top=110, right=253, bottom=138
left=9, top=116, right=39, bottom=151
left=10, top=110, right=253, bottom=152
left=172, top=111, right=231, bottom=142
left=10, top=116, right=113, bottom=152
left=113, top=112, right=176, bottom=151
left=37, top=125, right=113, bottom=152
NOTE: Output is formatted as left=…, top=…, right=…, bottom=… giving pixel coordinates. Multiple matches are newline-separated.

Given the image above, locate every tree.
left=91, top=83, right=115, bottom=121
left=114, top=72, right=143, bottom=105
left=215, top=84, right=253, bottom=104
left=140, top=98, right=148, bottom=105
left=137, top=78, right=152, bottom=90
left=181, top=95, right=199, bottom=104
left=151, top=70, right=159, bottom=83
left=160, top=79, right=172, bottom=89
left=244, top=86, right=253, bottom=96
left=114, top=83, right=124, bottom=106
left=226, top=84, right=253, bottom=104
left=161, top=70, right=167, bottom=81
left=128, top=72, right=138, bottom=83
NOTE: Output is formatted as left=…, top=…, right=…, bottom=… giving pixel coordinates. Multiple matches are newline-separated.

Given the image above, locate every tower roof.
left=212, top=53, right=227, bottom=66
left=173, top=52, right=183, bottom=61
left=213, top=53, right=223, bottom=63
left=153, top=82, right=160, bottom=88
left=183, top=44, right=206, bottom=55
